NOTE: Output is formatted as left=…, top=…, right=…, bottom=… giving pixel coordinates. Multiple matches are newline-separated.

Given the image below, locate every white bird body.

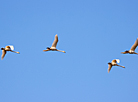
left=43, top=34, right=66, bottom=53
left=1, top=45, right=20, bottom=60
left=129, top=50, right=134, bottom=53
left=121, top=38, right=138, bottom=54
left=108, top=59, right=125, bottom=73
left=50, top=47, right=57, bottom=50
left=115, top=59, right=120, bottom=63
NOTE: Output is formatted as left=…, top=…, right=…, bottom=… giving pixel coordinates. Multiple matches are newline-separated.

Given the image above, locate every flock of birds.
left=1, top=34, right=138, bottom=73
left=108, top=38, right=138, bottom=73
left=1, top=34, right=65, bottom=60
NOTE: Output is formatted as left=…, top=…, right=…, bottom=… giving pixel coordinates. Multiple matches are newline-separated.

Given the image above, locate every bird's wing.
left=51, top=34, right=58, bottom=47
left=108, top=64, right=112, bottom=73
left=1, top=50, right=6, bottom=60
left=116, top=64, right=125, bottom=68
left=130, top=38, right=138, bottom=51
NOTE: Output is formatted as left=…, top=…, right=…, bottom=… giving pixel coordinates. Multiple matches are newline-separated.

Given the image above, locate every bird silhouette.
left=121, top=38, right=138, bottom=54
left=43, top=34, right=66, bottom=53
left=1, top=45, right=20, bottom=60
left=108, top=59, right=125, bottom=73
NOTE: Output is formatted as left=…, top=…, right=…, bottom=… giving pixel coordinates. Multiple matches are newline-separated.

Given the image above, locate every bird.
left=1, top=45, right=20, bottom=60
left=108, top=59, right=125, bottom=73
left=121, top=38, right=138, bottom=54
left=43, top=34, right=66, bottom=53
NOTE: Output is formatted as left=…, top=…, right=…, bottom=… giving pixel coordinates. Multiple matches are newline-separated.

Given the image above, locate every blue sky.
left=0, top=0, right=138, bottom=102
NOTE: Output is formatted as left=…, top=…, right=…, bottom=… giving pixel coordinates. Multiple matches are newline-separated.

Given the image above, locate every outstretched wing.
left=130, top=38, right=138, bottom=51
left=116, top=64, right=125, bottom=68
left=51, top=34, right=58, bottom=47
left=1, top=50, right=6, bottom=60
left=108, top=64, right=112, bottom=73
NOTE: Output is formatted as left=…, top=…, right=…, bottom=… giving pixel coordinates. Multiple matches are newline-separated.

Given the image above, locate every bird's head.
left=1, top=48, right=4, bottom=50
left=108, top=62, right=111, bottom=64
left=47, top=47, right=50, bottom=49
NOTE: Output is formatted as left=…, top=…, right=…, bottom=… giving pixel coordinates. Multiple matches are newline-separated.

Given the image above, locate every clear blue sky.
left=0, top=0, right=138, bottom=102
